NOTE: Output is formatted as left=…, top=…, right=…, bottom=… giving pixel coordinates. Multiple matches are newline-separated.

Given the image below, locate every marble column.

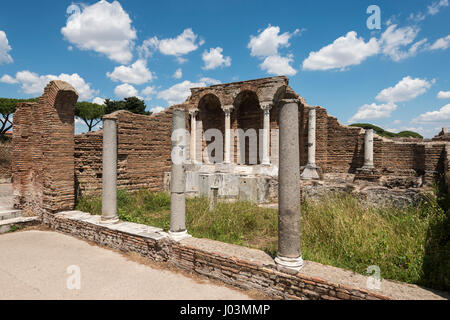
left=363, top=129, right=374, bottom=169
left=261, top=102, right=272, bottom=166
left=189, top=109, right=198, bottom=163
left=301, top=107, right=319, bottom=180
left=275, top=99, right=304, bottom=271
left=101, top=118, right=119, bottom=224
left=223, top=105, right=234, bottom=164
left=169, top=108, right=190, bottom=241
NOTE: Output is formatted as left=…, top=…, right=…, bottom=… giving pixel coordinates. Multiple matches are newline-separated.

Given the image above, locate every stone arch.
left=198, top=93, right=224, bottom=164
left=234, top=90, right=262, bottom=165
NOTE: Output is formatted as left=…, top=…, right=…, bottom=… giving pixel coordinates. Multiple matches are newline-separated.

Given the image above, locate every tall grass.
left=76, top=190, right=449, bottom=290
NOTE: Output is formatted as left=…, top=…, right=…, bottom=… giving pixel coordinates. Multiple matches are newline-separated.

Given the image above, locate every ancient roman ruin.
left=2, top=77, right=449, bottom=300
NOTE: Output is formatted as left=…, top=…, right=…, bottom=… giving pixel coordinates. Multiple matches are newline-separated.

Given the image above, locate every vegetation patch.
left=76, top=190, right=449, bottom=291
left=350, top=123, right=423, bottom=139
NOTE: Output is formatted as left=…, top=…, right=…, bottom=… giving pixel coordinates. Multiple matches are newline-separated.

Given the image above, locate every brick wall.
left=75, top=107, right=177, bottom=197
left=12, top=81, right=78, bottom=214
left=0, top=140, right=12, bottom=180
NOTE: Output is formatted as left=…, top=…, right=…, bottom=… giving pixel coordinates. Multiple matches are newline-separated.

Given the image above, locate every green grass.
left=76, top=189, right=449, bottom=291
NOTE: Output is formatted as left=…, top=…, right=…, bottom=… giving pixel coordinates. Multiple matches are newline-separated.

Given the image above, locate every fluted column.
left=275, top=99, right=303, bottom=271
left=189, top=109, right=198, bottom=163
left=261, top=102, right=272, bottom=166
left=223, top=105, right=234, bottom=164
left=301, top=107, right=319, bottom=180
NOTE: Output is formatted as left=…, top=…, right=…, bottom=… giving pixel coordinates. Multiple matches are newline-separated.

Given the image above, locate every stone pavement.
left=0, top=230, right=254, bottom=300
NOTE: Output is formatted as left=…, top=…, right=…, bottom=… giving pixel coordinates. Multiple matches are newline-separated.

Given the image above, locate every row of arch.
left=191, top=90, right=274, bottom=165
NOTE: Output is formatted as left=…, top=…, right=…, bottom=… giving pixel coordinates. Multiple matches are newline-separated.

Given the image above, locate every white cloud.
left=157, top=78, right=221, bottom=106
left=438, top=91, right=450, bottom=99
left=376, top=76, right=433, bottom=103
left=0, top=31, right=13, bottom=65
left=349, top=102, right=397, bottom=122
left=302, top=31, right=379, bottom=71
left=0, top=74, right=18, bottom=84
left=114, top=83, right=139, bottom=99
left=202, top=47, right=231, bottom=70
left=413, top=104, right=450, bottom=123
left=260, top=54, right=297, bottom=76
left=92, top=97, right=105, bottom=105
left=8, top=71, right=97, bottom=100
left=428, top=0, right=449, bottom=15
left=106, top=59, right=154, bottom=84
left=139, top=28, right=202, bottom=59
left=61, top=1, right=137, bottom=64
left=150, top=106, right=165, bottom=114
left=141, top=86, right=156, bottom=97
left=429, top=35, right=450, bottom=50
left=248, top=25, right=298, bottom=57
left=173, top=68, right=182, bottom=79
left=248, top=25, right=300, bottom=76
left=378, top=25, right=425, bottom=61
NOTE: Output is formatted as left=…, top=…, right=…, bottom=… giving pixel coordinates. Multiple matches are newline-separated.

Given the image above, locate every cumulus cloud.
left=107, top=59, right=154, bottom=84
left=92, top=97, right=106, bottom=105
left=438, top=91, right=450, bottom=99
left=0, top=31, right=13, bottom=65
left=173, top=68, right=182, bottom=79
left=378, top=25, right=426, bottom=61
left=429, top=35, right=450, bottom=50
left=5, top=71, right=97, bottom=100
left=248, top=25, right=300, bottom=76
left=114, top=83, right=139, bottom=99
left=302, top=31, right=379, bottom=71
left=248, top=25, right=299, bottom=57
left=349, top=102, right=397, bottom=122
left=413, top=104, right=450, bottom=123
left=141, top=86, right=156, bottom=97
left=61, top=1, right=137, bottom=64
left=375, top=76, right=433, bottom=103
left=0, top=74, right=18, bottom=84
left=202, top=47, right=231, bottom=70
left=157, top=78, right=221, bottom=106
left=139, top=28, right=203, bottom=60
left=149, top=106, right=165, bottom=114
left=260, top=54, right=297, bottom=76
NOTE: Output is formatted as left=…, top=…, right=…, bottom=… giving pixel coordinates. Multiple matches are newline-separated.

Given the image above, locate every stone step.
left=0, top=210, right=23, bottom=221
left=0, top=216, right=40, bottom=234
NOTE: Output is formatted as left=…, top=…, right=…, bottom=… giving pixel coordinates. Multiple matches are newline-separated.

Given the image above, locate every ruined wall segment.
left=12, top=81, right=78, bottom=214
left=75, top=107, right=179, bottom=196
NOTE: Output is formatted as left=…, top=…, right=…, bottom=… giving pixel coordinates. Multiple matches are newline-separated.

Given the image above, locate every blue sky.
left=0, top=0, right=449, bottom=137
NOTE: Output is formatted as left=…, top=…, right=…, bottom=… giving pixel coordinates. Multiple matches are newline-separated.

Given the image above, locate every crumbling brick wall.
left=75, top=107, right=177, bottom=197
left=12, top=81, right=78, bottom=215
left=0, top=140, right=11, bottom=181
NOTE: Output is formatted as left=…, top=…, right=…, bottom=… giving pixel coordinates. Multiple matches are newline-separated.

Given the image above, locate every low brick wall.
left=42, top=211, right=400, bottom=300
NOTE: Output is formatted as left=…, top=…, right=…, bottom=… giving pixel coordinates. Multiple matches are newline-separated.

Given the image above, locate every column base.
left=169, top=230, right=192, bottom=242
left=261, top=160, right=271, bottom=166
left=301, top=164, right=320, bottom=180
left=99, top=217, right=120, bottom=225
left=275, top=255, right=304, bottom=272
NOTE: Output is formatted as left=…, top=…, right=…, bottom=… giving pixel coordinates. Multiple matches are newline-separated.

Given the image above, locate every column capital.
left=188, top=109, right=199, bottom=116
left=260, top=101, right=273, bottom=111
left=222, top=105, right=234, bottom=115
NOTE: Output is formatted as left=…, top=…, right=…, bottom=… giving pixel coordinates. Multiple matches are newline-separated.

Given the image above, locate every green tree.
left=75, top=101, right=106, bottom=132
left=104, top=97, right=151, bottom=115
left=0, top=98, right=38, bottom=137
